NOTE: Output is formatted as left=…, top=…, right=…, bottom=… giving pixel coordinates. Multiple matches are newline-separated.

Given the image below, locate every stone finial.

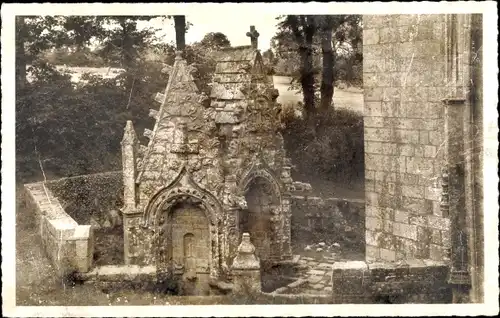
left=246, top=26, right=260, bottom=49
left=121, top=120, right=138, bottom=146
left=231, top=233, right=261, bottom=294
left=231, top=233, right=259, bottom=270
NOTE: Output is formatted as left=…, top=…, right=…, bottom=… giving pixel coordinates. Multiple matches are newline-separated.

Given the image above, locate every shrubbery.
left=16, top=48, right=364, bottom=188
left=16, top=59, right=166, bottom=183
left=281, top=101, right=364, bottom=184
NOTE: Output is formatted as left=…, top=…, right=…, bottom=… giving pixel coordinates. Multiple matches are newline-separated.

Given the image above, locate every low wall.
left=291, top=196, right=365, bottom=250
left=46, top=171, right=123, bottom=226
left=23, top=182, right=94, bottom=275
left=44, top=171, right=124, bottom=266
left=330, top=260, right=451, bottom=304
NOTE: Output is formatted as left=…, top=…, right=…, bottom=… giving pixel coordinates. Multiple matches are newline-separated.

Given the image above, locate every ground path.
left=273, top=75, right=364, bottom=114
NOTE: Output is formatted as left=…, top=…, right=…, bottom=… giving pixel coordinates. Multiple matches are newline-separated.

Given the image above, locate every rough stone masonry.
left=120, top=28, right=311, bottom=293
left=362, top=14, right=483, bottom=302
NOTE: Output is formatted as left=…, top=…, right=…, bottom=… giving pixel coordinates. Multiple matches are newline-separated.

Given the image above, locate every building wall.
left=330, top=260, right=452, bottom=304
left=363, top=14, right=453, bottom=262
left=291, top=196, right=365, bottom=252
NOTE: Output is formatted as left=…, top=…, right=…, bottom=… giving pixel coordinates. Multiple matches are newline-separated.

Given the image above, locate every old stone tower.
left=120, top=27, right=296, bottom=293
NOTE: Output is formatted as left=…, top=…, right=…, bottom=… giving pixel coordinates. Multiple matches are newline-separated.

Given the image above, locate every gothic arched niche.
left=240, top=176, right=280, bottom=261
left=158, top=201, right=210, bottom=275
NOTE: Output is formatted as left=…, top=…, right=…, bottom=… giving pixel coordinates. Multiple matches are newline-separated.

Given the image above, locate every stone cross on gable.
left=246, top=26, right=260, bottom=49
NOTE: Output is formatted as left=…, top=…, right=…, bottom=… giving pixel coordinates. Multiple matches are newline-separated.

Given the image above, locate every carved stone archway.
left=239, top=167, right=284, bottom=262
left=143, top=166, right=223, bottom=280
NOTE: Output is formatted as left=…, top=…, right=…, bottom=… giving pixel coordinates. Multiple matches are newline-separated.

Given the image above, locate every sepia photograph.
left=1, top=2, right=498, bottom=317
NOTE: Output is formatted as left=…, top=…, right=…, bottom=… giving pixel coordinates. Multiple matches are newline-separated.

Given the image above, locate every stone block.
left=402, top=185, right=424, bottom=198
left=383, top=220, right=395, bottom=232
left=364, top=87, right=384, bottom=100
left=394, top=210, right=410, bottom=223
left=366, top=245, right=380, bottom=260
left=379, top=27, right=398, bottom=43
left=364, top=59, right=384, bottom=73
left=307, top=275, right=323, bottom=284
left=365, top=192, right=379, bottom=206
left=366, top=216, right=383, bottom=231
left=427, top=215, right=450, bottom=231
left=364, top=28, right=380, bottom=45
left=331, top=261, right=368, bottom=273
left=393, top=222, right=418, bottom=240
left=381, top=101, right=402, bottom=117
left=379, top=248, right=396, bottom=262
left=366, top=230, right=381, bottom=246
left=429, top=244, right=447, bottom=261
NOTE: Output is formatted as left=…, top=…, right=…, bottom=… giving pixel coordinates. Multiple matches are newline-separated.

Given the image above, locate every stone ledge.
left=79, top=265, right=157, bottom=282
left=69, top=225, right=92, bottom=241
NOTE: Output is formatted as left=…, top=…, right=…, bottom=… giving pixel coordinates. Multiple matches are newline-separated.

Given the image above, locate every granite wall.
left=363, top=14, right=455, bottom=262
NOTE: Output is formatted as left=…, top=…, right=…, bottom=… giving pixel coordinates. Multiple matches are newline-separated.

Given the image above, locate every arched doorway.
left=157, top=200, right=211, bottom=295
left=240, top=176, right=280, bottom=262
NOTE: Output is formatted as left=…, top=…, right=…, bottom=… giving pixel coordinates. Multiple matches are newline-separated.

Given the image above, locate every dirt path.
left=273, top=76, right=364, bottom=113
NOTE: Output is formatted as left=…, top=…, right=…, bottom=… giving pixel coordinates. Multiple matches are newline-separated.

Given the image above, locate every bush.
left=16, top=59, right=167, bottom=184
left=281, top=103, right=364, bottom=184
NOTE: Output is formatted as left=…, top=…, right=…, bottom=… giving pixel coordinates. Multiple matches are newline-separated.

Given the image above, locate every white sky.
left=136, top=13, right=280, bottom=51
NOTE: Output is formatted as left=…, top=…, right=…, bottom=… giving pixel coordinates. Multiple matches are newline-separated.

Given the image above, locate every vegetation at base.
left=281, top=100, right=365, bottom=185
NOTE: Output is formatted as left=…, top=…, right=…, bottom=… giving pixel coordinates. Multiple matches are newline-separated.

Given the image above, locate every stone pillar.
left=121, top=120, right=138, bottom=211
left=443, top=98, right=471, bottom=302
left=231, top=233, right=261, bottom=294
left=121, top=120, right=139, bottom=265
left=69, top=225, right=94, bottom=273
left=281, top=195, right=293, bottom=260
left=280, top=163, right=293, bottom=260
left=441, top=14, right=473, bottom=303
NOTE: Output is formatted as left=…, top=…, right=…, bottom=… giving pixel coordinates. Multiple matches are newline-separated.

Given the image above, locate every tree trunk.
left=301, top=17, right=316, bottom=119
left=173, top=16, right=186, bottom=51
left=16, top=16, right=26, bottom=91
left=320, top=23, right=335, bottom=112
left=121, top=21, right=135, bottom=93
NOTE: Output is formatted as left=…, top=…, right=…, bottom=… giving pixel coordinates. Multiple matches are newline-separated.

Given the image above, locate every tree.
left=94, top=16, right=161, bottom=92
left=319, top=16, right=335, bottom=112
left=173, top=15, right=187, bottom=51
left=15, top=16, right=26, bottom=90
left=15, top=16, right=71, bottom=90
left=199, top=32, right=231, bottom=50
left=273, top=15, right=362, bottom=115
left=276, top=15, right=318, bottom=119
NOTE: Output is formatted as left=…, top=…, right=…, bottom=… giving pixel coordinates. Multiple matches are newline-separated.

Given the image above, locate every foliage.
left=16, top=55, right=168, bottom=183
left=281, top=100, right=365, bottom=184
left=271, top=15, right=362, bottom=86
left=199, top=32, right=231, bottom=49
left=16, top=16, right=227, bottom=184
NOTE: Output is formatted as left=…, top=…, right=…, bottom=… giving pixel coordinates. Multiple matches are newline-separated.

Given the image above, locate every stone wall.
left=23, top=182, right=94, bottom=275
left=363, top=14, right=453, bottom=262
left=291, top=196, right=365, bottom=250
left=330, top=260, right=451, bottom=303
left=46, top=171, right=123, bottom=225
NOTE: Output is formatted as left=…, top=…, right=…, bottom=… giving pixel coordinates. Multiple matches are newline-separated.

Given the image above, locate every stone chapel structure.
left=120, top=27, right=301, bottom=293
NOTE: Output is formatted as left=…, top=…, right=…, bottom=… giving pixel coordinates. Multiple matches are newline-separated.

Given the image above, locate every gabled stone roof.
left=210, top=45, right=270, bottom=124
left=136, top=53, right=207, bottom=184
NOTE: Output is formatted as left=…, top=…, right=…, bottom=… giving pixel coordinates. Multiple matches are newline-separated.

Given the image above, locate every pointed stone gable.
left=211, top=46, right=277, bottom=127
left=136, top=52, right=213, bottom=195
